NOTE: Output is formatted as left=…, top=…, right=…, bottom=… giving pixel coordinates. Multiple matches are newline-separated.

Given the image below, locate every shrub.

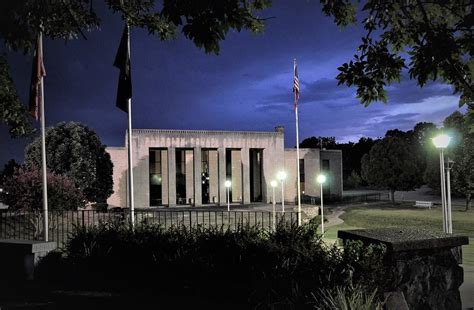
left=2, top=166, right=85, bottom=211
left=38, top=222, right=386, bottom=308
left=314, top=285, right=382, bottom=310
left=345, top=170, right=362, bottom=189
left=91, top=202, right=108, bottom=212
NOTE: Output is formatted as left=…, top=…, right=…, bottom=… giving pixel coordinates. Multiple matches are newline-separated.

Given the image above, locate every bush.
left=2, top=166, right=85, bottom=211
left=314, top=285, right=382, bottom=310
left=345, top=170, right=362, bottom=189
left=91, top=202, right=108, bottom=212
left=37, top=222, right=386, bottom=308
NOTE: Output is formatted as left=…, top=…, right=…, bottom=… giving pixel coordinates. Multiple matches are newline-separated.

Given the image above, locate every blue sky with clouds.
left=0, top=0, right=466, bottom=166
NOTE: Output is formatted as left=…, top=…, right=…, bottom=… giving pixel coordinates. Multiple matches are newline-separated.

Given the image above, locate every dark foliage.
left=24, top=122, right=113, bottom=203
left=0, top=0, right=271, bottom=137
left=2, top=165, right=85, bottom=211
left=37, top=222, right=386, bottom=308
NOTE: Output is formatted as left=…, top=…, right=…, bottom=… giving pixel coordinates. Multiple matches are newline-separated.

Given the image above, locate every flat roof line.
left=130, top=129, right=282, bottom=135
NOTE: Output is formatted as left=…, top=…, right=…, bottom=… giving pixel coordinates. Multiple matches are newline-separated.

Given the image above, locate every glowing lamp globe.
left=224, top=180, right=232, bottom=188
left=270, top=180, right=278, bottom=188
left=317, top=174, right=327, bottom=184
left=277, top=171, right=287, bottom=181
left=432, top=134, right=451, bottom=149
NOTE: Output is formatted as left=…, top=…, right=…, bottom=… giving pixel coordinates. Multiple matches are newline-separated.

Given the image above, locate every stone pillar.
left=168, top=147, right=176, bottom=207
left=218, top=147, right=227, bottom=206
left=194, top=147, right=202, bottom=206
left=241, top=148, right=251, bottom=204
left=161, top=149, right=169, bottom=205
left=338, top=228, right=469, bottom=310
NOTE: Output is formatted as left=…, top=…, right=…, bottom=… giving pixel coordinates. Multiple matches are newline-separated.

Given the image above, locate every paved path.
left=325, top=206, right=346, bottom=228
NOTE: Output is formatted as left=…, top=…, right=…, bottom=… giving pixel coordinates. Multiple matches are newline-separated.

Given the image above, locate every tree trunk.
left=390, top=189, right=396, bottom=204
left=466, top=193, right=471, bottom=211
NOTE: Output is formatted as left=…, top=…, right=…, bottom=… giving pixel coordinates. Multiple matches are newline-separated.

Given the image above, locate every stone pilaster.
left=218, top=147, right=227, bottom=206
left=241, top=148, right=251, bottom=204
left=168, top=147, right=176, bottom=207
left=193, top=147, right=202, bottom=206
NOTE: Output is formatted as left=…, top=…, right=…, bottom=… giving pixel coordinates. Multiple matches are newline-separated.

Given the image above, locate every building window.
left=299, top=159, right=305, bottom=195
left=201, top=150, right=210, bottom=204
left=176, top=149, right=186, bottom=204
left=149, top=149, right=162, bottom=206
left=226, top=149, right=242, bottom=203
left=322, top=159, right=330, bottom=197
left=250, top=149, right=263, bottom=202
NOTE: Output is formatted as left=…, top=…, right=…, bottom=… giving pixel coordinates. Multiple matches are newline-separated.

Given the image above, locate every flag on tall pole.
left=294, top=59, right=302, bottom=226
left=29, top=31, right=49, bottom=241
left=114, top=24, right=135, bottom=227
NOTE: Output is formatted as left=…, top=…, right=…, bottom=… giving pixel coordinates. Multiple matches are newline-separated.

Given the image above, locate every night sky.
left=0, top=1, right=466, bottom=167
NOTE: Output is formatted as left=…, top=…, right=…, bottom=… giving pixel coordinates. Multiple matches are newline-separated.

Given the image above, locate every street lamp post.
left=271, top=180, right=277, bottom=231
left=446, top=159, right=454, bottom=234
left=432, top=134, right=451, bottom=233
left=317, top=174, right=327, bottom=235
left=277, top=171, right=287, bottom=213
left=225, top=180, right=232, bottom=212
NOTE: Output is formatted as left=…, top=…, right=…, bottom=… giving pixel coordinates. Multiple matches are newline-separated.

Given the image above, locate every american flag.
left=293, top=61, right=299, bottom=109
left=29, top=34, right=46, bottom=120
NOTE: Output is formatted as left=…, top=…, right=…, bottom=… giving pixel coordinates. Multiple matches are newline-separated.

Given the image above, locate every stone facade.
left=107, top=127, right=343, bottom=208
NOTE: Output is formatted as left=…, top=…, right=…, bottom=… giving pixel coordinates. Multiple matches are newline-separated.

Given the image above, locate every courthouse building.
left=106, top=126, right=342, bottom=208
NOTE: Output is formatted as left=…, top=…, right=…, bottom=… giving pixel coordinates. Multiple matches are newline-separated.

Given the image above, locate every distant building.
left=107, top=127, right=342, bottom=208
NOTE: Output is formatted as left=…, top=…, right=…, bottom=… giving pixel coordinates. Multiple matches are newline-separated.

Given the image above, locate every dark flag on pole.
left=114, top=24, right=132, bottom=112
left=29, top=35, right=46, bottom=120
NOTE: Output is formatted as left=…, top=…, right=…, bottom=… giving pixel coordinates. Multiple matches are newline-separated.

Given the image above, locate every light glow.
left=270, top=180, right=278, bottom=187
left=317, top=174, right=327, bottom=184
left=432, top=134, right=451, bottom=149
left=277, top=171, right=287, bottom=181
left=224, top=180, right=232, bottom=188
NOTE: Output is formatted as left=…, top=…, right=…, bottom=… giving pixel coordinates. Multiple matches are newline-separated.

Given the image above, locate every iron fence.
left=0, top=209, right=299, bottom=247
left=301, top=192, right=389, bottom=205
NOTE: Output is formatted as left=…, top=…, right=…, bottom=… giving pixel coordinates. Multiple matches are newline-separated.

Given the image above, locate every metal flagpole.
left=39, top=31, right=49, bottom=242
left=126, top=24, right=135, bottom=227
left=294, top=59, right=302, bottom=226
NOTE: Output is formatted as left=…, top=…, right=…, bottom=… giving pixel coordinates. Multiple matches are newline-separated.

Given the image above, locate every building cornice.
left=130, top=128, right=283, bottom=136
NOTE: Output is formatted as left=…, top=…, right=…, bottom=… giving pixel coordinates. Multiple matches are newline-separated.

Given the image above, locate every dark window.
left=176, top=149, right=186, bottom=204
left=299, top=159, right=305, bottom=194
left=201, top=150, right=210, bottom=204
left=149, top=149, right=162, bottom=206
left=322, top=159, right=330, bottom=196
left=250, top=149, right=263, bottom=202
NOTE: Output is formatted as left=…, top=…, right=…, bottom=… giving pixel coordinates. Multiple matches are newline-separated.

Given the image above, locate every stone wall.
left=338, top=228, right=469, bottom=310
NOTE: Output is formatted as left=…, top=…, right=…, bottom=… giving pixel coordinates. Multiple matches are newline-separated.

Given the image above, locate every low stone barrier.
left=0, top=239, right=57, bottom=281
left=338, top=228, right=469, bottom=310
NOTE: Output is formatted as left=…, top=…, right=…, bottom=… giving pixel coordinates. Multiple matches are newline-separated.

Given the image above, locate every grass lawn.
left=322, top=203, right=474, bottom=265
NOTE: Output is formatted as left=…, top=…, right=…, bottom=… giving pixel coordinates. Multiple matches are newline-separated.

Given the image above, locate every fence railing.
left=0, top=209, right=299, bottom=247
left=301, top=192, right=389, bottom=205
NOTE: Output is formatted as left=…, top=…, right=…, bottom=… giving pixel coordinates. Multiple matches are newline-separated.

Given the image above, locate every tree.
left=345, top=170, right=362, bottom=189
left=320, top=1, right=474, bottom=130
left=443, top=111, right=474, bottom=210
left=24, top=122, right=113, bottom=202
left=0, top=159, right=20, bottom=186
left=3, top=166, right=84, bottom=211
left=0, top=0, right=271, bottom=137
left=361, top=136, right=424, bottom=203
left=299, top=136, right=338, bottom=149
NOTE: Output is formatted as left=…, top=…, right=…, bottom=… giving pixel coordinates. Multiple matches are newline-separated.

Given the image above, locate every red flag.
left=29, top=34, right=46, bottom=120
left=293, top=61, right=299, bottom=110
